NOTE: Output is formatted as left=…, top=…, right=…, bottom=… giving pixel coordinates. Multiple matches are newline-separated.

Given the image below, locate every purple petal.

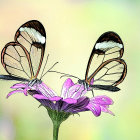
left=91, top=95, right=113, bottom=105
left=55, top=100, right=64, bottom=111
left=69, top=97, right=90, bottom=113
left=61, top=97, right=90, bottom=113
left=11, top=83, right=28, bottom=89
left=71, top=85, right=88, bottom=99
left=37, top=99, right=56, bottom=110
left=39, top=82, right=57, bottom=97
left=88, top=96, right=114, bottom=116
left=60, top=102, right=69, bottom=111
left=86, top=104, right=101, bottom=117
left=61, top=78, right=75, bottom=98
left=49, top=96, right=62, bottom=101
left=77, top=96, right=89, bottom=104
left=23, top=88, right=28, bottom=96
left=101, top=106, right=115, bottom=116
left=67, top=84, right=84, bottom=98
left=63, top=98, right=77, bottom=104
left=42, top=82, right=56, bottom=95
left=33, top=94, right=48, bottom=99
left=7, top=90, right=25, bottom=98
left=80, top=88, right=88, bottom=97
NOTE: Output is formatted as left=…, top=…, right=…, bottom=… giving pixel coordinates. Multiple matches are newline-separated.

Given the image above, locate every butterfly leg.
left=91, top=89, right=94, bottom=97
left=87, top=84, right=94, bottom=97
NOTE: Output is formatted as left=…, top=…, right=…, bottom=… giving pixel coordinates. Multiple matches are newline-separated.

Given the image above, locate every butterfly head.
left=78, top=79, right=89, bottom=90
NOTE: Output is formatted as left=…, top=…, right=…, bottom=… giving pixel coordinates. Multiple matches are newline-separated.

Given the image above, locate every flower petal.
left=100, top=105, right=115, bottom=116
left=23, top=88, right=28, bottom=96
left=60, top=97, right=90, bottom=113
left=91, top=95, right=113, bottom=105
left=7, top=90, right=25, bottom=98
left=33, top=94, right=48, bottom=99
left=63, top=98, right=77, bottom=104
left=38, top=82, right=57, bottom=97
left=55, top=100, right=64, bottom=111
left=71, top=85, right=88, bottom=99
left=86, top=104, right=101, bottom=117
left=60, top=102, right=69, bottom=111
left=10, top=83, right=28, bottom=89
left=61, top=78, right=75, bottom=98
left=49, top=96, right=62, bottom=101
left=87, top=95, right=114, bottom=116
left=67, top=84, right=82, bottom=98
left=37, top=99, right=56, bottom=110
left=70, top=97, right=90, bottom=113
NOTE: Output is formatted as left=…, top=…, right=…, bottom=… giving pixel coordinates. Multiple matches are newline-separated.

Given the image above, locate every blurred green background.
left=0, top=0, right=139, bottom=140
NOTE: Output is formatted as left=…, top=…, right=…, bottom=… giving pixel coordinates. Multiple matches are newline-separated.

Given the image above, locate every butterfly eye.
left=78, top=79, right=82, bottom=84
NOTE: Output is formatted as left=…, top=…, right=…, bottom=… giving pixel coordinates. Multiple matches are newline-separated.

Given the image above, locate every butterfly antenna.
left=41, top=62, right=59, bottom=79
left=48, top=70, right=80, bottom=80
left=40, top=54, right=49, bottom=79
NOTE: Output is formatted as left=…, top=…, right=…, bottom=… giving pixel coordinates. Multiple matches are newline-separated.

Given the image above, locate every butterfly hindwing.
left=91, top=85, right=120, bottom=92
left=1, top=42, right=32, bottom=79
left=0, top=75, right=29, bottom=82
left=91, top=59, right=127, bottom=86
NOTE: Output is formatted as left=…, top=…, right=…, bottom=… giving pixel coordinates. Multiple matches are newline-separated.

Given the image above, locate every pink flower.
left=7, top=78, right=114, bottom=117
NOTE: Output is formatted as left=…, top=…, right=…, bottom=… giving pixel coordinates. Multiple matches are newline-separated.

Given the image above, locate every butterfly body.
left=28, top=78, right=42, bottom=87
left=78, top=79, right=90, bottom=90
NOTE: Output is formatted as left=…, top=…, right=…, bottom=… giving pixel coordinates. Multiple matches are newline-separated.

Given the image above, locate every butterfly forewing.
left=1, top=20, right=46, bottom=80
left=15, top=20, right=46, bottom=78
left=85, top=31, right=126, bottom=87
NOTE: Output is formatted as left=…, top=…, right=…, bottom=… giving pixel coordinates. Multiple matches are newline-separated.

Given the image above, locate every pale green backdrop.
left=0, top=0, right=139, bottom=140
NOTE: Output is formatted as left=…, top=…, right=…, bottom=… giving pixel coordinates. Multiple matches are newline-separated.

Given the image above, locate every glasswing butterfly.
left=78, top=31, right=127, bottom=92
left=50, top=31, right=127, bottom=93
left=0, top=20, right=51, bottom=86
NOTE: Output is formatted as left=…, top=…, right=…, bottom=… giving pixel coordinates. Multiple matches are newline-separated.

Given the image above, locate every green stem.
left=53, top=121, right=60, bottom=140
left=46, top=107, right=71, bottom=140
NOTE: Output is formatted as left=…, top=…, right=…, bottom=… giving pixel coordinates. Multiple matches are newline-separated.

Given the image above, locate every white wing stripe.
left=95, top=41, right=123, bottom=50
left=19, top=27, right=45, bottom=44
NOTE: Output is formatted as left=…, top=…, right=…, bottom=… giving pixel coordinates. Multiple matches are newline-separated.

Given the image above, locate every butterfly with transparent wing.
left=0, top=20, right=56, bottom=86
left=49, top=31, right=127, bottom=94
